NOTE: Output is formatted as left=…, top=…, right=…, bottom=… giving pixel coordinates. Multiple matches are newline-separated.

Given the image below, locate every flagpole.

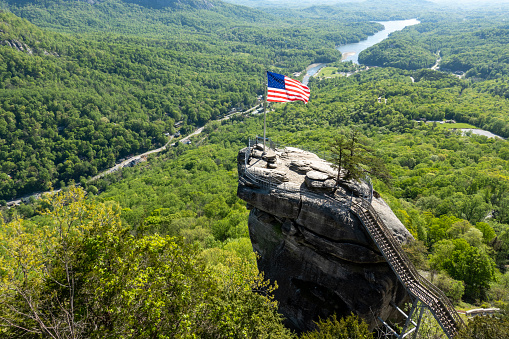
left=263, top=70, right=267, bottom=154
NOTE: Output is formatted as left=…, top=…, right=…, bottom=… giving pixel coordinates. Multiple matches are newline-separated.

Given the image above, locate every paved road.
left=5, top=103, right=263, bottom=208
left=91, top=136, right=174, bottom=181
left=431, top=50, right=441, bottom=70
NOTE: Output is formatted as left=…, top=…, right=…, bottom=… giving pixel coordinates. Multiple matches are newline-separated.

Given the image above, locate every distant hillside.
left=358, top=13, right=509, bottom=76
left=0, top=10, right=266, bottom=199
left=222, top=0, right=437, bottom=16
left=0, top=0, right=274, bottom=35
left=0, top=2, right=382, bottom=200
left=122, top=0, right=217, bottom=9
left=3, top=0, right=224, bottom=9
left=220, top=0, right=362, bottom=8
left=219, top=0, right=442, bottom=24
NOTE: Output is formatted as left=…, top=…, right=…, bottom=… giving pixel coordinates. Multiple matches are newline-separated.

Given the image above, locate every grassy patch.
left=317, top=65, right=360, bottom=78
left=316, top=67, right=347, bottom=79
left=317, top=67, right=338, bottom=77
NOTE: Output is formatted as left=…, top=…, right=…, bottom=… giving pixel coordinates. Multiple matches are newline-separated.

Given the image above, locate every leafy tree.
left=432, top=272, right=465, bottom=304
left=456, top=315, right=509, bottom=339
left=402, top=240, right=430, bottom=270
left=475, top=222, right=496, bottom=244
left=329, top=133, right=347, bottom=184
left=0, top=187, right=294, bottom=338
left=300, top=313, right=373, bottom=339
left=429, top=238, right=496, bottom=300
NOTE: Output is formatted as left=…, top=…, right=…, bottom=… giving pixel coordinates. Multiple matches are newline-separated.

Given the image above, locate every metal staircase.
left=239, top=139, right=464, bottom=338
left=350, top=200, right=464, bottom=338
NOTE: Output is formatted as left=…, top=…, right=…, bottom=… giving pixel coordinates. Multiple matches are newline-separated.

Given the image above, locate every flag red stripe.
left=266, top=75, right=310, bottom=103
left=267, top=93, right=309, bottom=103
left=267, top=87, right=309, bottom=98
left=285, top=84, right=310, bottom=97
left=267, top=88, right=309, bottom=103
left=267, top=94, right=308, bottom=102
left=285, top=77, right=310, bottom=93
left=267, top=94, right=309, bottom=102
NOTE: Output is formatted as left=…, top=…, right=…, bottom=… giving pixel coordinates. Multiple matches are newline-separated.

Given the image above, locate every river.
left=460, top=129, right=504, bottom=140
left=302, top=18, right=421, bottom=85
left=338, top=18, right=420, bottom=64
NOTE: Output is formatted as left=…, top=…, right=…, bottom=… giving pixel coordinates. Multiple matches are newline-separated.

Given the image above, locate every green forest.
left=0, top=4, right=380, bottom=199
left=2, top=0, right=509, bottom=337
left=358, top=11, right=509, bottom=79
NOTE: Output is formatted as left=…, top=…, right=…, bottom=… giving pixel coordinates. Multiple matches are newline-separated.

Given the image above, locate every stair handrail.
left=357, top=198, right=463, bottom=326
left=350, top=201, right=464, bottom=337
left=239, top=140, right=464, bottom=337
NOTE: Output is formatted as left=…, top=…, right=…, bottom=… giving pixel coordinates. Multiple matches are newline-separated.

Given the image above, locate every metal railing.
left=239, top=138, right=464, bottom=338
left=350, top=200, right=464, bottom=338
left=243, top=137, right=373, bottom=203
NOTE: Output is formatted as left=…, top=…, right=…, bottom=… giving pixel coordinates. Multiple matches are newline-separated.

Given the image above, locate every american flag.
left=267, top=71, right=310, bottom=103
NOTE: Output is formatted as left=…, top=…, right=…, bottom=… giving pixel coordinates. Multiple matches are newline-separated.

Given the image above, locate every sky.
left=234, top=0, right=509, bottom=5
left=428, top=0, right=509, bottom=3
left=222, top=0, right=509, bottom=10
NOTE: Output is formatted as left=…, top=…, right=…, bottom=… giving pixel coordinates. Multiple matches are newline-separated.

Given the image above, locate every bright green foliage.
left=424, top=214, right=463, bottom=247
left=429, top=239, right=496, bottom=300
left=97, top=143, right=250, bottom=244
left=475, top=222, right=497, bottom=244
left=0, top=187, right=124, bottom=337
left=456, top=315, right=509, bottom=339
left=0, top=187, right=294, bottom=338
left=432, top=272, right=465, bottom=304
left=202, top=246, right=295, bottom=338
left=489, top=271, right=509, bottom=303
left=300, top=314, right=373, bottom=339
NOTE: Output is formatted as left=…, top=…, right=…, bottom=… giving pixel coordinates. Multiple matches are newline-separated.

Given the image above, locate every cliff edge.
left=237, top=143, right=413, bottom=332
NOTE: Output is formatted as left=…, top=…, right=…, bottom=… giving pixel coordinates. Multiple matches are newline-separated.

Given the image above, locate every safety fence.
left=239, top=138, right=464, bottom=338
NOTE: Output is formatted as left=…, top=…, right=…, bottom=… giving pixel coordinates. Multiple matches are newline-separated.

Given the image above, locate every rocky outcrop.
left=0, top=38, right=59, bottom=56
left=1, top=39, right=32, bottom=54
left=237, top=144, right=413, bottom=332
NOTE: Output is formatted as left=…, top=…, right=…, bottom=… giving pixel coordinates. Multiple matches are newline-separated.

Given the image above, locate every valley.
left=1, top=0, right=509, bottom=337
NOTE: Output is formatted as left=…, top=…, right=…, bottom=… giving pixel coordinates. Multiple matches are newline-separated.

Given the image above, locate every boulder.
left=237, top=146, right=413, bottom=332
left=306, top=171, right=329, bottom=181
left=263, top=149, right=278, bottom=162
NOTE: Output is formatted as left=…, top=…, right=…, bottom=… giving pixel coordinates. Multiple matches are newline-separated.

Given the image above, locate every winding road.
left=5, top=103, right=262, bottom=207
left=431, top=50, right=441, bottom=70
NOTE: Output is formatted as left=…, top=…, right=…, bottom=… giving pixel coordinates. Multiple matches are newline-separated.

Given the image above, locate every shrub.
left=301, top=313, right=374, bottom=339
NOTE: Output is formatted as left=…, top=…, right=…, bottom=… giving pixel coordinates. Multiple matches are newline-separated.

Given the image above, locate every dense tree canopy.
left=0, top=188, right=295, bottom=338
left=3, top=0, right=509, bottom=335
left=358, top=12, right=509, bottom=77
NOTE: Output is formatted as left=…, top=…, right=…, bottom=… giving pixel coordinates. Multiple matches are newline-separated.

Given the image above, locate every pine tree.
left=329, top=129, right=392, bottom=186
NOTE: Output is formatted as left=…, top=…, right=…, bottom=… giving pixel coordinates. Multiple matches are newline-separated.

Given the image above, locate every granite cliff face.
left=237, top=144, right=413, bottom=332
